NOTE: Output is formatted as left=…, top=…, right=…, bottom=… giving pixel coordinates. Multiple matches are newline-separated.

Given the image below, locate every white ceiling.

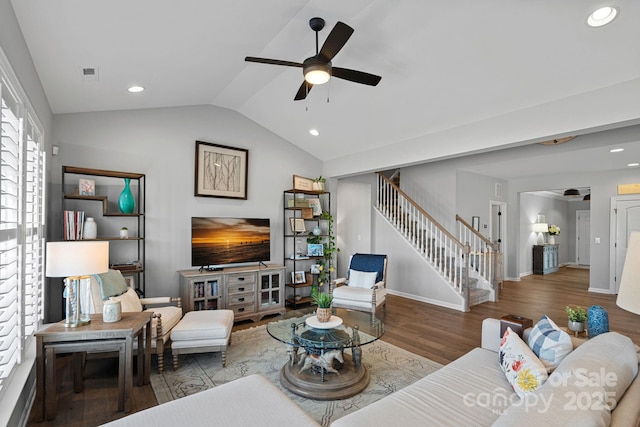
left=9, top=0, right=640, bottom=176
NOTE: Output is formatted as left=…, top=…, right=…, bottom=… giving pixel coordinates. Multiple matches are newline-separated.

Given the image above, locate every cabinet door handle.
left=238, top=307, right=245, bottom=312
left=238, top=277, right=245, bottom=281
left=238, top=287, right=245, bottom=292
left=238, top=297, right=245, bottom=302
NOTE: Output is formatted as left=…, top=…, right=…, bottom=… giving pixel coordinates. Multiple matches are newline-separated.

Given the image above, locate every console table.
left=34, top=312, right=152, bottom=421
left=533, top=244, right=559, bottom=274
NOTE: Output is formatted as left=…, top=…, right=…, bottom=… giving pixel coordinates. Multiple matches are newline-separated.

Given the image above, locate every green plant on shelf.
left=307, top=210, right=339, bottom=287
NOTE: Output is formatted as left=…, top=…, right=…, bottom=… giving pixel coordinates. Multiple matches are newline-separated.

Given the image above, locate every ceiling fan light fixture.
left=563, top=188, right=581, bottom=198
left=304, top=62, right=331, bottom=85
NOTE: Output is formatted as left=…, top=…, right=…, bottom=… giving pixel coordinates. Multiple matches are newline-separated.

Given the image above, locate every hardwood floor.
left=27, top=267, right=640, bottom=426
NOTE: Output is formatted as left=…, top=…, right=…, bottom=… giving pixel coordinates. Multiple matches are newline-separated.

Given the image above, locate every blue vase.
left=587, top=305, right=609, bottom=338
left=118, top=178, right=135, bottom=214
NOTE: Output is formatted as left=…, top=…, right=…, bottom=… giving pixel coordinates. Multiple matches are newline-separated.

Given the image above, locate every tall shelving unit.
left=283, top=188, right=331, bottom=308
left=61, top=166, right=146, bottom=295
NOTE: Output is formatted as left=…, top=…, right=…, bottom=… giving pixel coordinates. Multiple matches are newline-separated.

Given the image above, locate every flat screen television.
left=191, top=217, right=271, bottom=269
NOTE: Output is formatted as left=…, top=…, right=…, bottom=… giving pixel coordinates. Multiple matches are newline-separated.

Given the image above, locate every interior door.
left=613, top=198, right=640, bottom=292
left=576, top=210, right=590, bottom=266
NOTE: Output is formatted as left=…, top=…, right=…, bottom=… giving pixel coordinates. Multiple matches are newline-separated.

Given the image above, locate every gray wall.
left=49, top=105, right=323, bottom=308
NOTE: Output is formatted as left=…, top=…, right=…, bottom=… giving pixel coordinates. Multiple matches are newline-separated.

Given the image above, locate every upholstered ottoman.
left=170, top=310, right=234, bottom=369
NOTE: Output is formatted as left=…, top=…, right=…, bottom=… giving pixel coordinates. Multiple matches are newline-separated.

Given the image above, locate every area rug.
left=150, top=324, right=442, bottom=426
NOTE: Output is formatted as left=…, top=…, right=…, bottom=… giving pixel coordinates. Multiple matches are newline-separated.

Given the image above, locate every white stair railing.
left=377, top=173, right=471, bottom=311
left=456, top=215, right=502, bottom=296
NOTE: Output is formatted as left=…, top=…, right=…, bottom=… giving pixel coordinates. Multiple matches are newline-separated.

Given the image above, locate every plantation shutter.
left=0, top=76, right=21, bottom=393
left=23, top=116, right=45, bottom=338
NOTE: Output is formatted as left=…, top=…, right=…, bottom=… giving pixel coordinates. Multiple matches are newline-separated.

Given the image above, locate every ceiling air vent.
left=81, top=67, right=99, bottom=82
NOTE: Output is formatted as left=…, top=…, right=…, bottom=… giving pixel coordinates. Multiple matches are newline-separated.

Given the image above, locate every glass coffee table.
left=266, top=308, right=385, bottom=400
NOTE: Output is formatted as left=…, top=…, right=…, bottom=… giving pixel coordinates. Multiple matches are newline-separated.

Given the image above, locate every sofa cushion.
left=332, top=347, right=512, bottom=427
left=492, top=331, right=638, bottom=426
left=499, top=327, right=548, bottom=398
left=528, top=315, right=572, bottom=371
left=348, top=269, right=378, bottom=288
left=99, top=374, right=319, bottom=427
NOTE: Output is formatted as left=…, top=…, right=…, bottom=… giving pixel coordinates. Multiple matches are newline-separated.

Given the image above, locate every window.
left=0, top=49, right=45, bottom=397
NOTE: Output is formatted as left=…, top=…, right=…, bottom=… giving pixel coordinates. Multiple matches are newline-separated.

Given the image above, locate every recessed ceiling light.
left=610, top=148, right=624, bottom=153
left=309, top=129, right=319, bottom=136
left=628, top=163, right=639, bottom=167
left=587, top=6, right=618, bottom=27
left=128, top=86, right=144, bottom=93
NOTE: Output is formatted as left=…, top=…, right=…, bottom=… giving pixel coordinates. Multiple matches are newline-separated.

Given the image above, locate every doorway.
left=490, top=200, right=507, bottom=281
left=576, top=210, right=590, bottom=266
left=611, top=196, right=640, bottom=292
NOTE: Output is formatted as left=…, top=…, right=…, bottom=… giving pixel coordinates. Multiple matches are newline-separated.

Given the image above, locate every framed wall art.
left=195, top=141, right=248, bottom=199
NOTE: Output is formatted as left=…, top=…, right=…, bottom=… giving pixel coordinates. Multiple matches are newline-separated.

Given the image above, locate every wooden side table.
left=34, top=312, right=152, bottom=421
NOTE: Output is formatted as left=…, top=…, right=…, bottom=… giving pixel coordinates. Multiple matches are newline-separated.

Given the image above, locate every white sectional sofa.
left=102, top=318, right=640, bottom=427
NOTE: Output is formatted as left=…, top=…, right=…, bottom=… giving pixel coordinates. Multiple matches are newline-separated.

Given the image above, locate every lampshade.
left=563, top=188, right=581, bottom=197
left=46, top=241, right=109, bottom=277
left=617, top=231, right=640, bottom=315
left=532, top=223, right=549, bottom=233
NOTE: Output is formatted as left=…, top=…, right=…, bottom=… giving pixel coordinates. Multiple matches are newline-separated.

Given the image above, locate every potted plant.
left=311, top=289, right=333, bottom=322
left=566, top=305, right=587, bottom=332
left=312, top=176, right=326, bottom=191
left=119, top=227, right=129, bottom=239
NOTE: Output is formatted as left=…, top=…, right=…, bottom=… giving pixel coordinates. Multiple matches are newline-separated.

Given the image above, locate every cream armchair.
left=87, top=269, right=182, bottom=373
left=330, top=253, right=388, bottom=314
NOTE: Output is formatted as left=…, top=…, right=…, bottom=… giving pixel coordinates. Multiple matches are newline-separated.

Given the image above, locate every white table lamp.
left=46, top=241, right=109, bottom=327
left=532, top=223, right=549, bottom=245
left=617, top=231, right=640, bottom=315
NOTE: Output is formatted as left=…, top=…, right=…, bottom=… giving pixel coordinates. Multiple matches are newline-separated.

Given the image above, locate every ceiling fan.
left=245, top=17, right=381, bottom=100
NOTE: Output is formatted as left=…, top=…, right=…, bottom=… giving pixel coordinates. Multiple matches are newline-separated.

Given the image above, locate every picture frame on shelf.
left=123, top=275, right=135, bottom=289
left=289, top=217, right=306, bottom=234
left=307, top=243, right=324, bottom=257
left=310, top=264, right=321, bottom=274
left=195, top=141, right=248, bottom=199
left=79, top=179, right=95, bottom=196
left=292, top=271, right=306, bottom=284
left=293, top=175, right=314, bottom=192
left=308, top=198, right=322, bottom=216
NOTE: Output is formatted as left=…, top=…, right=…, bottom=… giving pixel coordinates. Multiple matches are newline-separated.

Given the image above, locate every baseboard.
left=588, top=287, right=614, bottom=294
left=386, top=289, right=466, bottom=312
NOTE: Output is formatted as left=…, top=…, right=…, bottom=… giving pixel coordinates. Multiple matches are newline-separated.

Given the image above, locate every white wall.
left=49, top=105, right=322, bottom=306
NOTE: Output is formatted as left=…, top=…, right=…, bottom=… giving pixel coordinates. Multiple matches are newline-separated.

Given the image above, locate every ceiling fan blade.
left=294, top=81, right=313, bottom=101
left=332, top=67, right=381, bottom=86
left=245, top=57, right=303, bottom=68
left=317, top=21, right=354, bottom=62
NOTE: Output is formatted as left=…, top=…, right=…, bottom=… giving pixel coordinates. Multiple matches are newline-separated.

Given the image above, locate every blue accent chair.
left=330, top=253, right=388, bottom=314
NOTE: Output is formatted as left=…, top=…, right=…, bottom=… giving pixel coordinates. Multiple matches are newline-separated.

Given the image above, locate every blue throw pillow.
left=527, top=315, right=573, bottom=371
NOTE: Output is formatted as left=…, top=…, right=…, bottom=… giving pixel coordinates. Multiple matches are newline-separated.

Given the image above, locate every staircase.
left=376, top=173, right=500, bottom=311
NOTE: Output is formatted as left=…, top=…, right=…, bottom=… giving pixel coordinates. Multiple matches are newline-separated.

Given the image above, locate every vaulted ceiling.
left=9, top=0, right=640, bottom=177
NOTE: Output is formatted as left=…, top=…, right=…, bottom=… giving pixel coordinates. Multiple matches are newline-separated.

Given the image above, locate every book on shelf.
left=63, top=210, right=85, bottom=240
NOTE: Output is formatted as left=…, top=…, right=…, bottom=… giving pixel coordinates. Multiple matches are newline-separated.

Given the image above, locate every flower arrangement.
left=548, top=225, right=560, bottom=236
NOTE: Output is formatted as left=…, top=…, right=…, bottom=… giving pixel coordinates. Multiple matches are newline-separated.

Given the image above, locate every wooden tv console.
left=178, top=264, right=286, bottom=322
